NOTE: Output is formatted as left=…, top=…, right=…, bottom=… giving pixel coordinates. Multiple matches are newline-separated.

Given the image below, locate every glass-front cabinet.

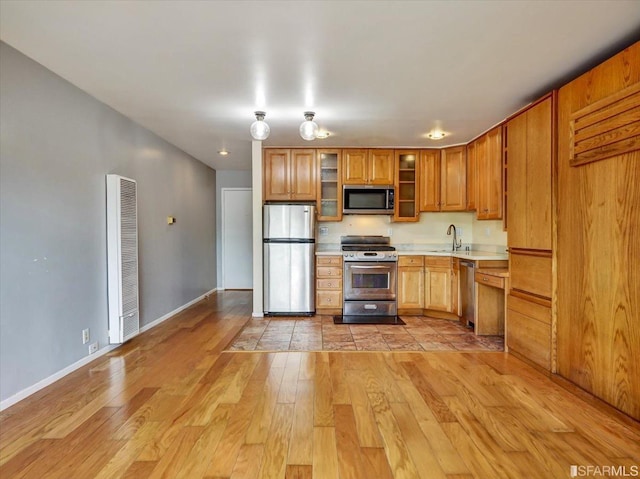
left=394, top=150, right=419, bottom=222
left=317, top=149, right=342, bottom=221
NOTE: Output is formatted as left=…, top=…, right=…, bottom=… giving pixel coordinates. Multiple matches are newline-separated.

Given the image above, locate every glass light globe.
left=299, top=112, right=318, bottom=141
left=250, top=111, right=270, bottom=140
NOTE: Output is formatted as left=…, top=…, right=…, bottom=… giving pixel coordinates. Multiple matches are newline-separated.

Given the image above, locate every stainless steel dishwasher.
left=459, top=260, right=475, bottom=329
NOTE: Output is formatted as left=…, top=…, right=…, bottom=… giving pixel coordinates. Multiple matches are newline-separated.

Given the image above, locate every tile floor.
left=226, top=315, right=504, bottom=352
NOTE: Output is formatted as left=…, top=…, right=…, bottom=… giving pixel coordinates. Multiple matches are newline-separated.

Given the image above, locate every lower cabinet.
left=397, top=256, right=424, bottom=309
left=316, top=255, right=342, bottom=314
left=507, top=293, right=551, bottom=370
left=507, top=248, right=552, bottom=370
left=451, top=258, right=460, bottom=316
left=397, top=255, right=459, bottom=314
left=424, top=256, right=453, bottom=312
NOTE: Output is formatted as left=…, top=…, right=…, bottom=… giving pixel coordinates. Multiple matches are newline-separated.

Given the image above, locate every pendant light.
left=299, top=111, right=319, bottom=141
left=250, top=111, right=270, bottom=140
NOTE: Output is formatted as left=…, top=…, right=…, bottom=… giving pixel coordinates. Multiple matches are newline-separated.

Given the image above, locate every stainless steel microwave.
left=343, top=185, right=395, bottom=214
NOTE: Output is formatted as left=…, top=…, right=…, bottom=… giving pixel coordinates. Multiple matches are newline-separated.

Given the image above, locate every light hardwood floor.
left=1, top=291, right=639, bottom=478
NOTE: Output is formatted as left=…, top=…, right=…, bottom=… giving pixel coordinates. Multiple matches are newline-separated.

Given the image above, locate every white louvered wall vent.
left=106, top=174, right=140, bottom=343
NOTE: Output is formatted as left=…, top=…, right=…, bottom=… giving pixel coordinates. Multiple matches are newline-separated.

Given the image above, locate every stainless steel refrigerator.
left=263, top=204, right=316, bottom=315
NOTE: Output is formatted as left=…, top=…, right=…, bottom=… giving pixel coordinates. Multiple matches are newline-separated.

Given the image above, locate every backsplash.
left=316, top=212, right=507, bottom=252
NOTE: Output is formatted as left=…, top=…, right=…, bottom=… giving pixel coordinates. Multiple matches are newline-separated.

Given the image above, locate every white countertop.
left=316, top=243, right=508, bottom=261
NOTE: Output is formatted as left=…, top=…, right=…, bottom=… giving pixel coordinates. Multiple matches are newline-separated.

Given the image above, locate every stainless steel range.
left=339, top=236, right=400, bottom=324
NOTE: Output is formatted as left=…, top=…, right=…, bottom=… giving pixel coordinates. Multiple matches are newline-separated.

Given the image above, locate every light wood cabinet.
left=451, top=258, right=460, bottom=316
left=506, top=95, right=553, bottom=249
left=317, top=149, right=342, bottom=221
left=419, top=148, right=466, bottom=212
left=316, top=256, right=342, bottom=313
left=394, top=150, right=419, bottom=222
left=424, top=256, right=452, bottom=312
left=264, top=149, right=316, bottom=201
left=440, top=146, right=467, bottom=211
left=397, top=256, right=424, bottom=309
left=505, top=95, right=554, bottom=371
left=509, top=249, right=552, bottom=299
left=342, top=149, right=367, bottom=184
left=466, top=141, right=477, bottom=211
left=507, top=293, right=551, bottom=370
left=418, top=150, right=440, bottom=211
left=343, top=149, right=394, bottom=185
left=476, top=126, right=503, bottom=219
left=474, top=270, right=506, bottom=335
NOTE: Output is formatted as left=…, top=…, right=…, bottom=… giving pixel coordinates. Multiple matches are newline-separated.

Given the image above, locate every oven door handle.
left=347, top=265, right=391, bottom=269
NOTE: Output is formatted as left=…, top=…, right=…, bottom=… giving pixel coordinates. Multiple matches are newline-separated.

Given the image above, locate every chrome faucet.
left=446, top=224, right=462, bottom=251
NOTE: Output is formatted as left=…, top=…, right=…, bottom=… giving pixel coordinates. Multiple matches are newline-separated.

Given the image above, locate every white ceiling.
left=1, top=1, right=639, bottom=171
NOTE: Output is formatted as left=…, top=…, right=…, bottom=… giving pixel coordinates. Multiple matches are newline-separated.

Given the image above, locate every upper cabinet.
left=476, top=126, right=503, bottom=220
left=418, top=150, right=440, bottom=211
left=507, top=95, right=553, bottom=250
left=466, top=141, right=477, bottom=211
left=440, top=146, right=467, bottom=211
left=419, top=148, right=466, bottom=212
left=264, top=149, right=317, bottom=201
left=317, top=149, right=342, bottom=221
left=343, top=149, right=394, bottom=185
left=394, top=150, right=419, bottom=222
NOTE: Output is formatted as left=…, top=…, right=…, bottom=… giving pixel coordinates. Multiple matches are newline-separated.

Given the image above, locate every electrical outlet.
left=88, top=342, right=98, bottom=354
left=457, top=227, right=464, bottom=236
left=319, top=226, right=329, bottom=236
left=82, top=329, right=90, bottom=344
left=387, top=228, right=393, bottom=236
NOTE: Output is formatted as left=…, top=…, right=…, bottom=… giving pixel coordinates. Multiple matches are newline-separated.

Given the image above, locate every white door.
left=222, top=188, right=253, bottom=289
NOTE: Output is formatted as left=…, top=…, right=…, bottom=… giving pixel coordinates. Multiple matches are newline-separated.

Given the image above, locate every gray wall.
left=0, top=42, right=217, bottom=402
left=215, top=170, right=252, bottom=286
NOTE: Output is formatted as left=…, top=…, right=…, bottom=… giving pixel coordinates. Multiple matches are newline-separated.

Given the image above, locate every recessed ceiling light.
left=218, top=150, right=229, bottom=156
left=427, top=130, right=446, bottom=140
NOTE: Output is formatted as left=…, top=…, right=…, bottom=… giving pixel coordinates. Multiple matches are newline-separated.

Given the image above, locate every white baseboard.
left=139, top=287, right=217, bottom=334
left=0, top=288, right=218, bottom=412
left=0, top=343, right=119, bottom=411
left=252, top=311, right=264, bottom=318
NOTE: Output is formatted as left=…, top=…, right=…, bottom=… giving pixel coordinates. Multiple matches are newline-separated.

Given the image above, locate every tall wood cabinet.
left=263, top=149, right=317, bottom=201
left=556, top=44, right=640, bottom=420
left=507, top=96, right=553, bottom=249
left=343, top=149, right=394, bottom=185
left=505, top=93, right=555, bottom=372
left=419, top=148, right=466, bottom=212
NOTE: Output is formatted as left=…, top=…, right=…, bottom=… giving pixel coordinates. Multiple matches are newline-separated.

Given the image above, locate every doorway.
left=221, top=188, right=253, bottom=289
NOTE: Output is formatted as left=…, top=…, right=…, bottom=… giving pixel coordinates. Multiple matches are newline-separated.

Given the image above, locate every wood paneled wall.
left=556, top=42, right=640, bottom=420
